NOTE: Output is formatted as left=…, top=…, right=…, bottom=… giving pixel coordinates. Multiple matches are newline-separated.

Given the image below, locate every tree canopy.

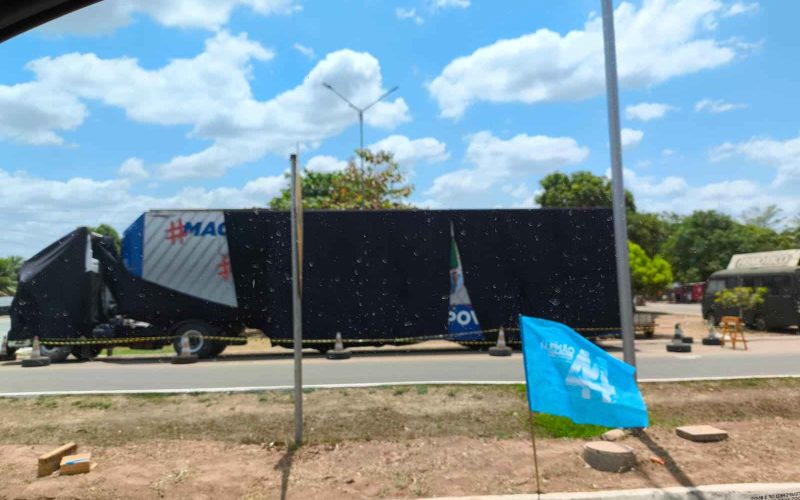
left=270, top=150, right=413, bottom=210
left=90, top=224, right=121, bottom=253
left=662, top=210, right=795, bottom=282
left=628, top=241, right=673, bottom=297
left=535, top=171, right=636, bottom=212
left=0, top=255, right=23, bottom=296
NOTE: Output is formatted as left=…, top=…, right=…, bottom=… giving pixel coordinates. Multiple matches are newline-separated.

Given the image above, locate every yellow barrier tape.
left=36, top=326, right=621, bottom=347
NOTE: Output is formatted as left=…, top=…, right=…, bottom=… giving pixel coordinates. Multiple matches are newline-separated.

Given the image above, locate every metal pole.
left=601, top=0, right=636, bottom=368
left=358, top=110, right=365, bottom=208
left=290, top=153, right=304, bottom=445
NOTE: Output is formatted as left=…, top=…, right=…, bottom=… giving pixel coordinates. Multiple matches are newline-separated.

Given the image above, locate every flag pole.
left=528, top=411, right=542, bottom=498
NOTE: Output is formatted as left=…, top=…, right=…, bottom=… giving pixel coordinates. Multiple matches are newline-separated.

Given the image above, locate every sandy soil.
left=1, top=380, right=800, bottom=499
left=4, top=419, right=800, bottom=500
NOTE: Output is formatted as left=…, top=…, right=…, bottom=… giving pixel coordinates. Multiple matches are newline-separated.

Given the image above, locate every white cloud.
left=0, top=168, right=286, bottom=257
left=426, top=131, right=588, bottom=205
left=617, top=168, right=687, bottom=197
left=117, top=158, right=149, bottom=180
left=711, top=135, right=800, bottom=186
left=662, top=148, right=675, bottom=157
left=369, top=135, right=449, bottom=166
left=431, top=0, right=470, bottom=9
left=694, top=98, right=746, bottom=113
left=15, top=32, right=408, bottom=179
left=41, top=0, right=301, bottom=35
left=293, top=43, right=316, bottom=59
left=723, top=2, right=759, bottom=17
left=613, top=168, right=798, bottom=216
left=306, top=155, right=348, bottom=173
left=0, top=83, right=86, bottom=145
left=396, top=7, right=423, bottom=24
left=621, top=128, right=644, bottom=148
left=625, top=102, right=675, bottom=122
left=429, top=0, right=738, bottom=119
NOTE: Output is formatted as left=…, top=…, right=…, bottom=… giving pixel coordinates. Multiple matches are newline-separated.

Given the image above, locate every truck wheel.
left=753, top=315, right=768, bottom=332
left=173, top=322, right=216, bottom=359
left=207, top=342, right=227, bottom=357
left=40, top=345, right=70, bottom=363
left=71, top=346, right=102, bottom=361
left=706, top=313, right=720, bottom=327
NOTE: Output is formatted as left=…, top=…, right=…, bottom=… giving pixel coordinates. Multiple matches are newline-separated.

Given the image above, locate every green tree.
left=628, top=241, right=673, bottom=297
left=627, top=211, right=676, bottom=258
left=90, top=224, right=121, bottom=253
left=741, top=204, right=784, bottom=230
left=714, top=286, right=767, bottom=319
left=270, top=150, right=413, bottom=210
left=0, top=256, right=24, bottom=296
left=535, top=171, right=636, bottom=211
left=663, top=210, right=793, bottom=282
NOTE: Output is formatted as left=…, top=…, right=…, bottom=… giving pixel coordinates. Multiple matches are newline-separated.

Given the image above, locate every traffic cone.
left=326, top=332, right=351, bottom=360
left=488, top=327, right=512, bottom=357
left=171, top=335, right=198, bottom=364
left=666, top=323, right=692, bottom=353
left=22, top=336, right=51, bottom=367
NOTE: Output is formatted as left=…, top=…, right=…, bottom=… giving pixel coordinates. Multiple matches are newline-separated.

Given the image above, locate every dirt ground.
left=2, top=380, right=800, bottom=499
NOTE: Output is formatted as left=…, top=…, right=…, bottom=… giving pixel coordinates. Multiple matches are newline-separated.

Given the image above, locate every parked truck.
left=4, top=208, right=623, bottom=362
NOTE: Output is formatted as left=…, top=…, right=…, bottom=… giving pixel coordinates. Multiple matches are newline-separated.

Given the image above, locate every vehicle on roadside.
left=5, top=208, right=623, bottom=362
left=702, top=249, right=800, bottom=330
left=673, top=282, right=705, bottom=303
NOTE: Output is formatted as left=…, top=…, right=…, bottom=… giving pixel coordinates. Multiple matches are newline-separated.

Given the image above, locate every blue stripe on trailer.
left=122, top=214, right=144, bottom=277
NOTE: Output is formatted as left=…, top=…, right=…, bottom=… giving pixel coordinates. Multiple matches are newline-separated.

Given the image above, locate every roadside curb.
left=426, top=482, right=800, bottom=500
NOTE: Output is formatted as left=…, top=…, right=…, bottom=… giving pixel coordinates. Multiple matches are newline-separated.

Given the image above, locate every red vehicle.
left=673, top=282, right=706, bottom=303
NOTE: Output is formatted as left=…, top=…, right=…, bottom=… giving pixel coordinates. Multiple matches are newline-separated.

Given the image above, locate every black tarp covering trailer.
left=8, top=209, right=621, bottom=361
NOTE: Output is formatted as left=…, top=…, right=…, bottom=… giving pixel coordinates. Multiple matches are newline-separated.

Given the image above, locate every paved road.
left=638, top=302, right=702, bottom=316
left=2, top=346, right=799, bottom=396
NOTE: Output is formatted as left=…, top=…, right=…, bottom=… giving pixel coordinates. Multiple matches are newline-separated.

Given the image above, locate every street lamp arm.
left=322, top=82, right=361, bottom=112
left=362, top=86, right=399, bottom=112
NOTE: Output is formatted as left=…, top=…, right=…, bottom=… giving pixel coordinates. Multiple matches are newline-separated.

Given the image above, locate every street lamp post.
left=601, top=0, right=637, bottom=369
left=321, top=83, right=399, bottom=175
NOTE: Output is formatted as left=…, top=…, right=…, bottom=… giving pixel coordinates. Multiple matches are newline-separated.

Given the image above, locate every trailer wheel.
left=173, top=322, right=216, bottom=359
left=40, top=345, right=70, bottom=363
left=753, top=315, right=768, bottom=332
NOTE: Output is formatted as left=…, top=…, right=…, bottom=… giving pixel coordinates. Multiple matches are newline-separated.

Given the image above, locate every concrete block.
left=702, top=337, right=722, bottom=346
left=601, top=429, right=626, bottom=442
left=583, top=441, right=636, bottom=472
left=676, top=425, right=728, bottom=443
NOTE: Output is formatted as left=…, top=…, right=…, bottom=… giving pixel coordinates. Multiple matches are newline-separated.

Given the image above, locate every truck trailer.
left=5, top=208, right=621, bottom=361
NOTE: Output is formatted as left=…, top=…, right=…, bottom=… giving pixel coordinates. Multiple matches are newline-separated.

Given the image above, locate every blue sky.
left=0, top=0, right=798, bottom=256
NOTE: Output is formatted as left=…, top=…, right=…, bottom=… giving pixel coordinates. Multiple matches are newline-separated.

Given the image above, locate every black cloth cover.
left=8, top=227, right=99, bottom=341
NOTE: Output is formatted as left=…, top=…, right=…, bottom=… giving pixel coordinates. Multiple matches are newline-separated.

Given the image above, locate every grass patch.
left=532, top=413, right=609, bottom=439
left=34, top=397, right=58, bottom=409
left=393, top=387, right=409, bottom=396
left=415, top=385, right=428, bottom=395
left=72, top=398, right=113, bottom=410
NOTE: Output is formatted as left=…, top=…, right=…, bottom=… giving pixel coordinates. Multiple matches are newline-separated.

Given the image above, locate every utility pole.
left=601, top=0, right=637, bottom=368
left=321, top=83, right=399, bottom=206
left=290, top=152, right=304, bottom=445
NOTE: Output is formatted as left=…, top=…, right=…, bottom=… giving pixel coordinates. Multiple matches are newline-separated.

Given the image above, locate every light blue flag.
left=520, top=315, right=648, bottom=429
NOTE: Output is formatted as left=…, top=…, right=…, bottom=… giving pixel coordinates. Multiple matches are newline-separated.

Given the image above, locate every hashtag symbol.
left=165, top=218, right=186, bottom=245
left=218, top=254, right=231, bottom=281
